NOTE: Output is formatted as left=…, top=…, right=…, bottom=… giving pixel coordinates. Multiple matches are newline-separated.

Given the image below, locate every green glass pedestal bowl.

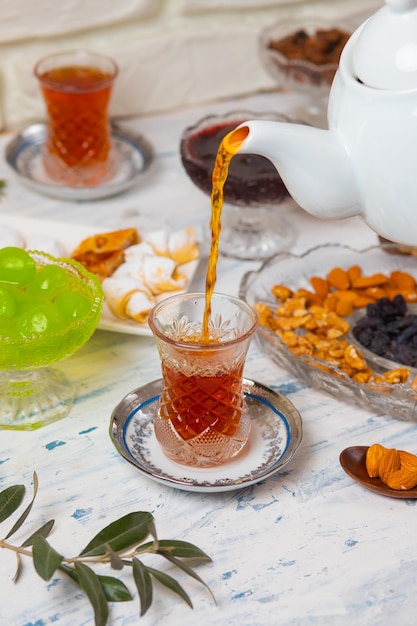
left=0, top=249, right=103, bottom=430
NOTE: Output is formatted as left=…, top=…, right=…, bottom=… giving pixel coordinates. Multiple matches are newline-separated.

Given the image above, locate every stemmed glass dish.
left=180, top=110, right=295, bottom=261
left=259, top=19, right=351, bottom=128
left=0, top=248, right=103, bottom=430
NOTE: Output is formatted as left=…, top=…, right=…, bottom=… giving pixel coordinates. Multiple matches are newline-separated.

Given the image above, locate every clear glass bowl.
left=240, top=244, right=417, bottom=421
left=259, top=18, right=352, bottom=126
left=0, top=251, right=103, bottom=430
left=180, top=110, right=295, bottom=260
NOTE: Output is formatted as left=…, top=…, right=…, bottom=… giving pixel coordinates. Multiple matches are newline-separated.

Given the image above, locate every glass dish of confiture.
left=180, top=110, right=296, bottom=261
left=240, top=243, right=417, bottom=421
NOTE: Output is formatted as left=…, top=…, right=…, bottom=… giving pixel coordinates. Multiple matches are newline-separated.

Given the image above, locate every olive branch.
left=0, top=472, right=214, bottom=625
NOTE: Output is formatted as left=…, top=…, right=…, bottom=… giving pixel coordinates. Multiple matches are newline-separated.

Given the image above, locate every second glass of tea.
left=34, top=50, right=118, bottom=187
left=148, top=292, right=258, bottom=468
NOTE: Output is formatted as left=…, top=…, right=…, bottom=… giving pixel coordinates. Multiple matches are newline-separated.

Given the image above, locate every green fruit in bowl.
left=0, top=286, right=16, bottom=318
left=0, top=246, right=36, bottom=285
left=27, top=264, right=69, bottom=298
left=0, top=248, right=103, bottom=371
left=55, top=291, right=92, bottom=320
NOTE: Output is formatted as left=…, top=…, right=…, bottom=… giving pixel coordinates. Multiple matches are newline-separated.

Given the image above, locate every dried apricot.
left=391, top=270, right=416, bottom=290
left=351, top=273, right=388, bottom=289
left=327, top=267, right=350, bottom=290
left=310, top=276, right=329, bottom=299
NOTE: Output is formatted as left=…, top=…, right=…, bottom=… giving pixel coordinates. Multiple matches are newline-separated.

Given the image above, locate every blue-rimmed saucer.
left=110, top=378, right=303, bottom=493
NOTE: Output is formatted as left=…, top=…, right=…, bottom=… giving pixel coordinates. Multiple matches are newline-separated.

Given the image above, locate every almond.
left=366, top=443, right=387, bottom=478
left=399, top=449, right=417, bottom=470
left=386, top=467, right=417, bottom=490
left=378, top=448, right=401, bottom=483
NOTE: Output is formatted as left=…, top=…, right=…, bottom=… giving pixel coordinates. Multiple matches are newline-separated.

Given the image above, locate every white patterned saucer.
left=110, top=378, right=303, bottom=493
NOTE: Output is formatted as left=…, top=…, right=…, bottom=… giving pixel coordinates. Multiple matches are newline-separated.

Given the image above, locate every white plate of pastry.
left=0, top=214, right=201, bottom=336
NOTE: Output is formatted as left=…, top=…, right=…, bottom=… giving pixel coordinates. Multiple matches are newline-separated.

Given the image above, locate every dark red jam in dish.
left=180, top=120, right=290, bottom=207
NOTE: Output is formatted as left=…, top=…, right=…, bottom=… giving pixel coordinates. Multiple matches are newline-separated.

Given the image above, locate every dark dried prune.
left=393, top=294, right=407, bottom=316
left=354, top=315, right=383, bottom=330
left=352, top=325, right=374, bottom=347
left=352, top=295, right=417, bottom=366
left=397, top=325, right=417, bottom=345
left=392, top=343, right=417, bottom=367
left=369, top=330, right=391, bottom=356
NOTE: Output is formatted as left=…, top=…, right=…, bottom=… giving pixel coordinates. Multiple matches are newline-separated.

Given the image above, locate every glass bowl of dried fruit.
left=240, top=243, right=417, bottom=421
left=259, top=17, right=352, bottom=127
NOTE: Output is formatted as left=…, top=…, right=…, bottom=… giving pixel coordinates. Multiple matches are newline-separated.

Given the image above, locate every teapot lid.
left=353, top=0, right=417, bottom=89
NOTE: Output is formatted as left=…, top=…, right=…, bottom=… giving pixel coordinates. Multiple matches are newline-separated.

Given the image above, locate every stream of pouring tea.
left=203, top=128, right=245, bottom=338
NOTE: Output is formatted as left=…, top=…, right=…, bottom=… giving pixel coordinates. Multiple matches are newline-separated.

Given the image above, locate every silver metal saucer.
left=110, top=378, right=303, bottom=493
left=5, top=122, right=153, bottom=201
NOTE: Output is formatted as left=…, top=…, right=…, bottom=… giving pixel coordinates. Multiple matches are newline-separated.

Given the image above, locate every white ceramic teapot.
left=227, top=0, right=417, bottom=246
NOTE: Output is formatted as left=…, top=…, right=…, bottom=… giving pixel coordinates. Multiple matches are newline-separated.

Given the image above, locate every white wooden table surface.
left=1, top=89, right=416, bottom=626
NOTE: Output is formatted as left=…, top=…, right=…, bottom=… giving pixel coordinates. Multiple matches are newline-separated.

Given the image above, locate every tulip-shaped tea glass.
left=0, top=248, right=103, bottom=430
left=148, top=292, right=258, bottom=467
left=34, top=50, right=118, bottom=187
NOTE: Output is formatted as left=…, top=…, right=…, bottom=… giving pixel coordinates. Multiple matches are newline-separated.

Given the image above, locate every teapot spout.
left=227, top=121, right=360, bottom=220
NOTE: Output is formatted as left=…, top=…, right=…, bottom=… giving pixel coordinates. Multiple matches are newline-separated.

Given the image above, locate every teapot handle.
left=386, top=0, right=417, bottom=13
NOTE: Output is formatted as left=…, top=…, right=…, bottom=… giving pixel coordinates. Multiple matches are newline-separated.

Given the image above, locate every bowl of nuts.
left=240, top=243, right=417, bottom=421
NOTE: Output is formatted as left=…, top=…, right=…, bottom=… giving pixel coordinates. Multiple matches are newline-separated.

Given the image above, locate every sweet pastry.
left=71, top=227, right=140, bottom=279
left=123, top=241, right=156, bottom=262
left=145, top=227, right=199, bottom=265
left=71, top=227, right=140, bottom=256
left=113, top=249, right=188, bottom=295
left=125, top=291, right=155, bottom=323
left=102, top=276, right=155, bottom=321
left=140, top=255, right=187, bottom=295
left=72, top=249, right=125, bottom=281
left=71, top=225, right=198, bottom=324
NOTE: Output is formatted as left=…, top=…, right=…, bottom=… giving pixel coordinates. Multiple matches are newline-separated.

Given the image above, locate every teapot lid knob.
left=353, top=0, right=417, bottom=89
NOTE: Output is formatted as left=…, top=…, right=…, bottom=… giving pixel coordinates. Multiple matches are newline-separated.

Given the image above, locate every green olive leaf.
left=79, top=512, right=155, bottom=557
left=74, top=562, right=108, bottom=626
left=21, top=519, right=55, bottom=547
left=132, top=557, right=153, bottom=616
left=5, top=472, right=38, bottom=540
left=141, top=539, right=212, bottom=562
left=157, top=552, right=215, bottom=603
left=147, top=566, right=193, bottom=609
left=0, top=484, right=25, bottom=524
left=96, top=574, right=132, bottom=602
left=32, top=535, right=63, bottom=580
left=60, top=564, right=132, bottom=602
left=105, top=543, right=124, bottom=570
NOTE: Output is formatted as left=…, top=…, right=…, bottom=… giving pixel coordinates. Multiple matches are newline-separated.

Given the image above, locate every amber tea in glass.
left=148, top=293, right=257, bottom=468
left=34, top=50, right=118, bottom=187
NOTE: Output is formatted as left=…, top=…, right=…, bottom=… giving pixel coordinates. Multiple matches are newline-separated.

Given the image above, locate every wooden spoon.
left=339, top=445, right=417, bottom=499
